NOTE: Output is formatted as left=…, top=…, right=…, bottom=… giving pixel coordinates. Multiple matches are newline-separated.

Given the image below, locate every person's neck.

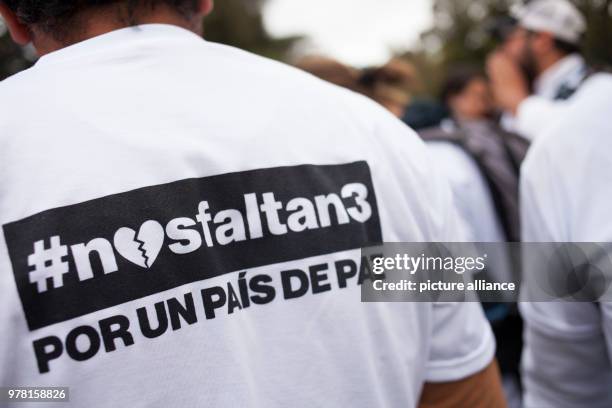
left=31, top=7, right=201, bottom=56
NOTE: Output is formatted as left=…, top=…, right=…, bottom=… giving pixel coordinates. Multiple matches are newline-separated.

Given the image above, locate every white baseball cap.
left=512, top=0, right=586, bottom=45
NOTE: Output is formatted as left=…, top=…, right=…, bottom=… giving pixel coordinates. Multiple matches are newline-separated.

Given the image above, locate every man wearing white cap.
left=487, top=0, right=589, bottom=141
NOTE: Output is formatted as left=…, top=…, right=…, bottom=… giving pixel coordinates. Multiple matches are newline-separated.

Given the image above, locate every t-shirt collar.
left=35, top=23, right=204, bottom=67
left=534, top=54, right=586, bottom=98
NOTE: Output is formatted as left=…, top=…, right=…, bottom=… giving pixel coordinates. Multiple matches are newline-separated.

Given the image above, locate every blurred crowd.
left=295, top=0, right=609, bottom=406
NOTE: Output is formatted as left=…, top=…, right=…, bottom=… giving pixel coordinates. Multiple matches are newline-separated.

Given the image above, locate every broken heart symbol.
left=114, top=220, right=165, bottom=268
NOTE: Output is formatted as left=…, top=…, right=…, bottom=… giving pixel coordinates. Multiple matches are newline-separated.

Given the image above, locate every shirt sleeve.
left=424, top=164, right=496, bottom=382
left=520, top=142, right=612, bottom=407
left=425, top=301, right=496, bottom=382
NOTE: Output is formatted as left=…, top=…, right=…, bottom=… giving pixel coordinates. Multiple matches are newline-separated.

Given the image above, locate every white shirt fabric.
left=520, top=74, right=612, bottom=407
left=508, top=54, right=587, bottom=140
left=426, top=141, right=518, bottom=293
left=0, top=25, right=494, bottom=407
left=426, top=142, right=505, bottom=243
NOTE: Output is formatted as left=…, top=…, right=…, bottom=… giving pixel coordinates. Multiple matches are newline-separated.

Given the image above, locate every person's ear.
left=199, top=0, right=214, bottom=17
left=0, top=3, right=32, bottom=45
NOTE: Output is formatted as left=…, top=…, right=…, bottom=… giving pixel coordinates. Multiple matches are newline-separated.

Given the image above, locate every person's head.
left=0, top=0, right=214, bottom=55
left=441, top=68, right=493, bottom=121
left=297, top=56, right=416, bottom=118
left=295, top=56, right=363, bottom=93
left=358, top=59, right=416, bottom=118
left=502, top=0, right=585, bottom=78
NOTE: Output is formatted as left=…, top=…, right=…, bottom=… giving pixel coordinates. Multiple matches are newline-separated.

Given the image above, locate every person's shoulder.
left=0, top=63, right=41, bottom=93
left=580, top=73, right=612, bottom=94
left=202, top=41, right=333, bottom=92
left=203, top=43, right=394, bottom=110
left=523, top=74, right=612, bottom=180
left=208, top=42, right=427, bottom=150
left=0, top=67, right=41, bottom=132
left=571, top=73, right=612, bottom=116
left=528, top=75, right=612, bottom=146
left=0, top=63, right=45, bottom=109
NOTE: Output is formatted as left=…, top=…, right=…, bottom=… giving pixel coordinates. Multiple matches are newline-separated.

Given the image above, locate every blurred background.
left=1, top=0, right=611, bottom=95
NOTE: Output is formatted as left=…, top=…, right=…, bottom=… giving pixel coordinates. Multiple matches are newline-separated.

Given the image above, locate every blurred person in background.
left=520, top=73, right=612, bottom=407
left=294, top=55, right=363, bottom=93
left=297, top=56, right=422, bottom=123
left=487, top=0, right=589, bottom=141
left=440, top=68, right=493, bottom=122
left=420, top=67, right=527, bottom=245
left=0, top=0, right=506, bottom=407
left=419, top=68, right=527, bottom=408
left=301, top=57, right=525, bottom=406
left=357, top=58, right=416, bottom=118
left=297, top=56, right=449, bottom=132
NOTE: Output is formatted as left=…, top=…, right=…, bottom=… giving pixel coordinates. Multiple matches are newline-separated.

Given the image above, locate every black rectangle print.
left=3, top=162, right=381, bottom=331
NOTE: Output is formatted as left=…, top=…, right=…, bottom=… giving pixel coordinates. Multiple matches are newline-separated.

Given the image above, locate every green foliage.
left=579, top=0, right=612, bottom=67
left=424, top=0, right=516, bottom=64
left=403, top=0, right=517, bottom=95
left=204, top=0, right=300, bottom=61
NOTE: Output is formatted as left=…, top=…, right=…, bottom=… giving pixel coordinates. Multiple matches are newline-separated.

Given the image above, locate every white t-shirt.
left=505, top=54, right=587, bottom=140
left=520, top=74, right=612, bottom=407
left=426, top=142, right=505, bottom=243
left=0, top=24, right=494, bottom=407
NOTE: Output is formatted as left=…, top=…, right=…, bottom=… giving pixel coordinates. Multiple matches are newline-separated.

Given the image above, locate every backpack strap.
left=419, top=123, right=527, bottom=242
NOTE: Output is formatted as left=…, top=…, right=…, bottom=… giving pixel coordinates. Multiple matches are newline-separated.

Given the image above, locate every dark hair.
left=2, top=0, right=199, bottom=40
left=440, top=67, right=487, bottom=105
left=295, top=56, right=363, bottom=93
left=487, top=16, right=518, bottom=43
